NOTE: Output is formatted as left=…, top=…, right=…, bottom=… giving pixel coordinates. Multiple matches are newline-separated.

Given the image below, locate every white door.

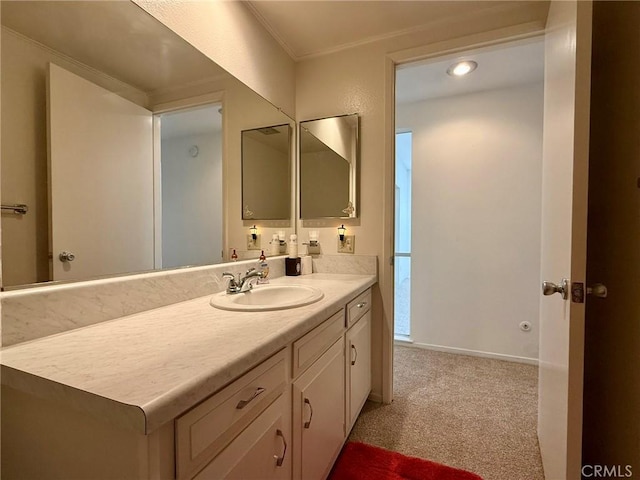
left=48, top=63, right=154, bottom=281
left=538, top=1, right=592, bottom=478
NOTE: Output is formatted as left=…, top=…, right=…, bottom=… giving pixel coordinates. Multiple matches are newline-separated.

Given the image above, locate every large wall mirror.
left=0, top=1, right=294, bottom=289
left=300, top=114, right=359, bottom=219
left=242, top=124, right=291, bottom=220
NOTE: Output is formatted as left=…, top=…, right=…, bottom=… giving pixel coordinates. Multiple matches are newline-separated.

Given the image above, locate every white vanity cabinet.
left=1, top=282, right=375, bottom=480
left=175, top=350, right=290, bottom=480
left=192, top=396, right=290, bottom=480
left=291, top=311, right=346, bottom=480
left=176, top=291, right=372, bottom=480
left=345, top=289, right=372, bottom=430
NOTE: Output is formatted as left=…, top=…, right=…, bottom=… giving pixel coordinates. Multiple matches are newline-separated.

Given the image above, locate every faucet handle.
left=222, top=272, right=240, bottom=293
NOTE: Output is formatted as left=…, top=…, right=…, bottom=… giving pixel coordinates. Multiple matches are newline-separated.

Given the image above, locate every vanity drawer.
left=292, top=309, right=345, bottom=378
left=346, top=288, right=371, bottom=328
left=176, top=349, right=288, bottom=480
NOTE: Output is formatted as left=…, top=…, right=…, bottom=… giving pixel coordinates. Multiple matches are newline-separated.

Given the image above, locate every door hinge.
left=571, top=282, right=584, bottom=303
left=390, top=256, right=394, bottom=266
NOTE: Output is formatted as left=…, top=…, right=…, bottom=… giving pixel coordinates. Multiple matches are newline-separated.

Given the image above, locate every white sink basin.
left=210, top=285, right=324, bottom=312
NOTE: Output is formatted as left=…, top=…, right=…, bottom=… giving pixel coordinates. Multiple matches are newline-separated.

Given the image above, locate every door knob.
left=542, top=279, right=569, bottom=299
left=587, top=283, right=608, bottom=298
left=59, top=251, right=76, bottom=262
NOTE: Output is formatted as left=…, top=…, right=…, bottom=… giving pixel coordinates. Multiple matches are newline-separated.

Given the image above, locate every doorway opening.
left=156, top=103, right=223, bottom=269
left=388, top=36, right=546, bottom=476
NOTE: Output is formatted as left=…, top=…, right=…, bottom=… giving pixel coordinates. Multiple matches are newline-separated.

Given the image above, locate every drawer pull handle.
left=351, top=344, right=358, bottom=366
left=236, top=387, right=266, bottom=409
left=356, top=301, right=367, bottom=308
left=275, top=429, right=287, bottom=467
left=303, top=398, right=314, bottom=428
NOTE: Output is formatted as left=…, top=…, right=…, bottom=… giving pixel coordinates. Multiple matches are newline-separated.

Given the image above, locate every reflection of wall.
left=305, top=116, right=355, bottom=163
left=301, top=150, right=349, bottom=218
left=1, top=23, right=293, bottom=286
left=224, top=80, right=294, bottom=258
left=0, top=28, right=147, bottom=287
left=161, top=132, right=222, bottom=268
left=242, top=135, right=289, bottom=220
left=134, top=0, right=298, bottom=258
left=135, top=0, right=295, bottom=117
left=398, top=83, right=543, bottom=360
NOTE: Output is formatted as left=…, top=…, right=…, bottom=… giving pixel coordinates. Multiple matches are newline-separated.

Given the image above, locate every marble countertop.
left=0, top=273, right=376, bottom=435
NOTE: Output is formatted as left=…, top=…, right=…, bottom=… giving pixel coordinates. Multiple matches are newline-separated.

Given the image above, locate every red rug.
left=328, top=442, right=484, bottom=480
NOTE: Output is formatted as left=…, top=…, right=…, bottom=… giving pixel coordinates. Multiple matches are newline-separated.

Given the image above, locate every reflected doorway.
left=157, top=104, right=223, bottom=269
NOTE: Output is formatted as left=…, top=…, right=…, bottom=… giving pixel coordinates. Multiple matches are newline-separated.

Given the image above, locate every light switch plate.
left=337, top=236, right=355, bottom=254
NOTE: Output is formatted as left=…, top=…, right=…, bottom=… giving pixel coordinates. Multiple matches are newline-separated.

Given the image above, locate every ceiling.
left=396, top=37, right=544, bottom=104
left=245, top=1, right=549, bottom=60
left=160, top=104, right=223, bottom=140
left=1, top=1, right=227, bottom=95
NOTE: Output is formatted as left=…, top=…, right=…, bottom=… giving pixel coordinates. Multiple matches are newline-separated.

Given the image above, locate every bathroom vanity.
left=1, top=273, right=375, bottom=480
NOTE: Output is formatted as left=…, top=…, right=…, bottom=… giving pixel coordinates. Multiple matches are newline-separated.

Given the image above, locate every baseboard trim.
left=367, top=392, right=383, bottom=403
left=396, top=341, right=539, bottom=366
left=394, top=335, right=413, bottom=344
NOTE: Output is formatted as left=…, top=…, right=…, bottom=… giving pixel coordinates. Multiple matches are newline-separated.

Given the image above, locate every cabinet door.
left=346, top=311, right=371, bottom=430
left=194, top=396, right=291, bottom=480
left=292, top=337, right=345, bottom=480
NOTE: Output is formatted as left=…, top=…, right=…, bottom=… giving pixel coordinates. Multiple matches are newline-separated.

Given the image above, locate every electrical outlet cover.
left=247, top=234, right=261, bottom=250
left=337, top=235, right=355, bottom=254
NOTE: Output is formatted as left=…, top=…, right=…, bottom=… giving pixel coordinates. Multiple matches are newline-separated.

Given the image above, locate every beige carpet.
left=348, top=345, right=545, bottom=480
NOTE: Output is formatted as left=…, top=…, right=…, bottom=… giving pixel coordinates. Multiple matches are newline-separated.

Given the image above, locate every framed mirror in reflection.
left=0, top=1, right=294, bottom=289
left=242, top=125, right=291, bottom=220
left=299, top=114, right=359, bottom=219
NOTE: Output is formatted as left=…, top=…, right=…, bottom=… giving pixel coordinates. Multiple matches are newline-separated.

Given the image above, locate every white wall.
left=161, top=132, right=222, bottom=268
left=397, top=82, right=543, bottom=360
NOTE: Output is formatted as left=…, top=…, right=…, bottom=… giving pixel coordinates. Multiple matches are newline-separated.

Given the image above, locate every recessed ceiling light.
left=447, top=60, right=478, bottom=77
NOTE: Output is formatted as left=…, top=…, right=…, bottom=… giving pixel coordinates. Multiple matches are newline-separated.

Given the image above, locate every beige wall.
left=295, top=5, right=547, bottom=398
left=300, top=150, right=350, bottom=219
left=135, top=0, right=296, bottom=117
left=242, top=133, right=290, bottom=221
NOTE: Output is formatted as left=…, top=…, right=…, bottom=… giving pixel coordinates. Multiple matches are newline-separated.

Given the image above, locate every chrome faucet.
left=222, top=268, right=264, bottom=294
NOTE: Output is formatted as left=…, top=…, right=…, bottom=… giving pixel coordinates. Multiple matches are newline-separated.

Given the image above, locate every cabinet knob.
left=351, top=344, right=358, bottom=366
